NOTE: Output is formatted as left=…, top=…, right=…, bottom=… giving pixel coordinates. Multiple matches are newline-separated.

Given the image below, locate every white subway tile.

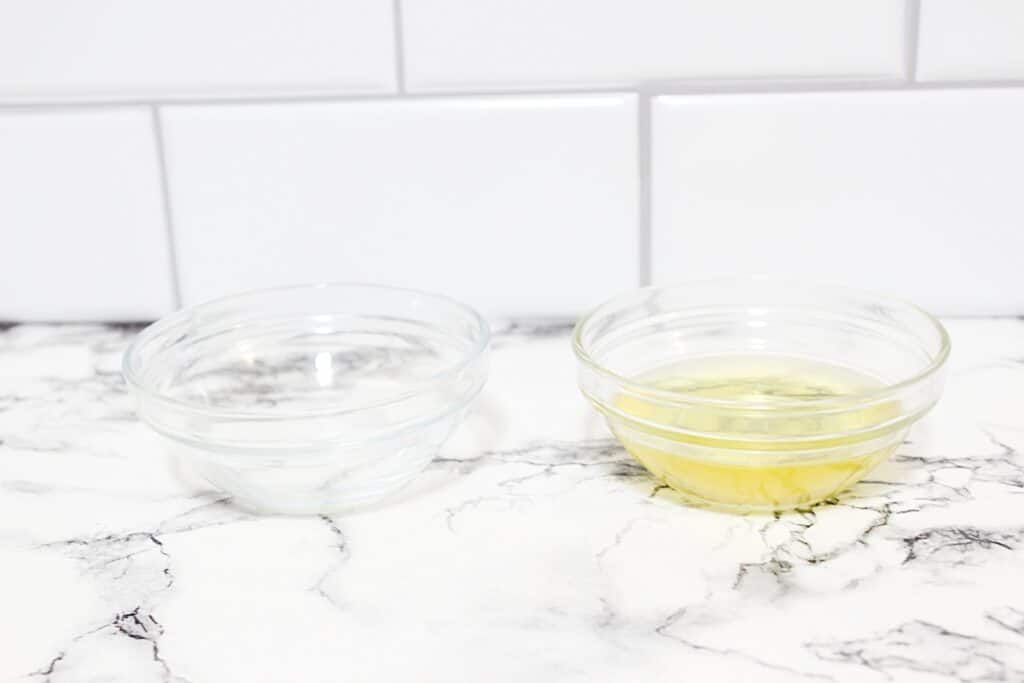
left=0, top=0, right=394, bottom=102
left=652, top=89, right=1024, bottom=315
left=161, top=95, right=638, bottom=316
left=0, top=109, right=174, bottom=320
left=404, top=0, right=905, bottom=91
left=918, top=0, right=1024, bottom=81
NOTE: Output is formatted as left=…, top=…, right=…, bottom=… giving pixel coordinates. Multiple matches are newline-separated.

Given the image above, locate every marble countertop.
left=2, top=319, right=1024, bottom=683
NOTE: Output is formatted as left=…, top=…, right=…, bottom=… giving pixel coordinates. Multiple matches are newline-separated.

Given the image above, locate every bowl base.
left=191, top=459, right=430, bottom=516
left=624, top=442, right=897, bottom=514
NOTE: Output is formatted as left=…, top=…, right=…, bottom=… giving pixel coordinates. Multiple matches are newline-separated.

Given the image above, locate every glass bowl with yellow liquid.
left=573, top=280, right=949, bottom=513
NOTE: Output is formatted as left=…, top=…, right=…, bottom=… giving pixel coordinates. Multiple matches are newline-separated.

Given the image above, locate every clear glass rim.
left=123, top=282, right=490, bottom=421
left=572, top=278, right=951, bottom=411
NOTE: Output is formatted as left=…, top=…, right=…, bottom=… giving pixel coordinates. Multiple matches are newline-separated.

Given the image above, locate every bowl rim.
left=123, top=282, right=490, bottom=420
left=572, top=278, right=951, bottom=410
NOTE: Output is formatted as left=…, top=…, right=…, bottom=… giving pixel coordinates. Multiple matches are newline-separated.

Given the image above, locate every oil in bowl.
left=614, top=355, right=902, bottom=511
left=574, top=281, right=949, bottom=513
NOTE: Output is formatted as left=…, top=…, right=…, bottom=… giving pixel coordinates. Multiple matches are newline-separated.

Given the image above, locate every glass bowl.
left=124, top=283, right=489, bottom=515
left=573, top=280, right=949, bottom=513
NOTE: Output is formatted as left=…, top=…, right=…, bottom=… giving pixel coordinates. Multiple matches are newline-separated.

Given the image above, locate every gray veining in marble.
left=1, top=320, right=1023, bottom=682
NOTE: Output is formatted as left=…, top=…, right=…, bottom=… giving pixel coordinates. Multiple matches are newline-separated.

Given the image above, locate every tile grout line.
left=391, top=0, right=407, bottom=93
left=4, top=79, right=1024, bottom=110
left=636, top=94, right=653, bottom=287
left=149, top=106, right=183, bottom=310
left=0, top=313, right=1014, bottom=327
left=0, top=86, right=622, bottom=110
left=905, top=0, right=923, bottom=82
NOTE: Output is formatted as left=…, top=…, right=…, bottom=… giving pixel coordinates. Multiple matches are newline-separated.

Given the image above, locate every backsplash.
left=2, top=0, right=1022, bottom=319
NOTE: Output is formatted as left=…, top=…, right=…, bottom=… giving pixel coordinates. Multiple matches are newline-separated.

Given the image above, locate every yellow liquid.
left=611, top=355, right=903, bottom=511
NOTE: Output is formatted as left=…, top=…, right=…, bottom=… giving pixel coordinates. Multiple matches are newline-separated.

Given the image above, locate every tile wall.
left=1, top=0, right=1021, bottom=319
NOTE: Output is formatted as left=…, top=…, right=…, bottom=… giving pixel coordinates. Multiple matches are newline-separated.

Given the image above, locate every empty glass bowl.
left=573, top=280, right=949, bottom=512
left=124, top=284, right=489, bottom=514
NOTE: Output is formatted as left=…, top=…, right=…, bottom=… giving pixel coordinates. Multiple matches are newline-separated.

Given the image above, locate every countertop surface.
left=2, top=320, right=1024, bottom=683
